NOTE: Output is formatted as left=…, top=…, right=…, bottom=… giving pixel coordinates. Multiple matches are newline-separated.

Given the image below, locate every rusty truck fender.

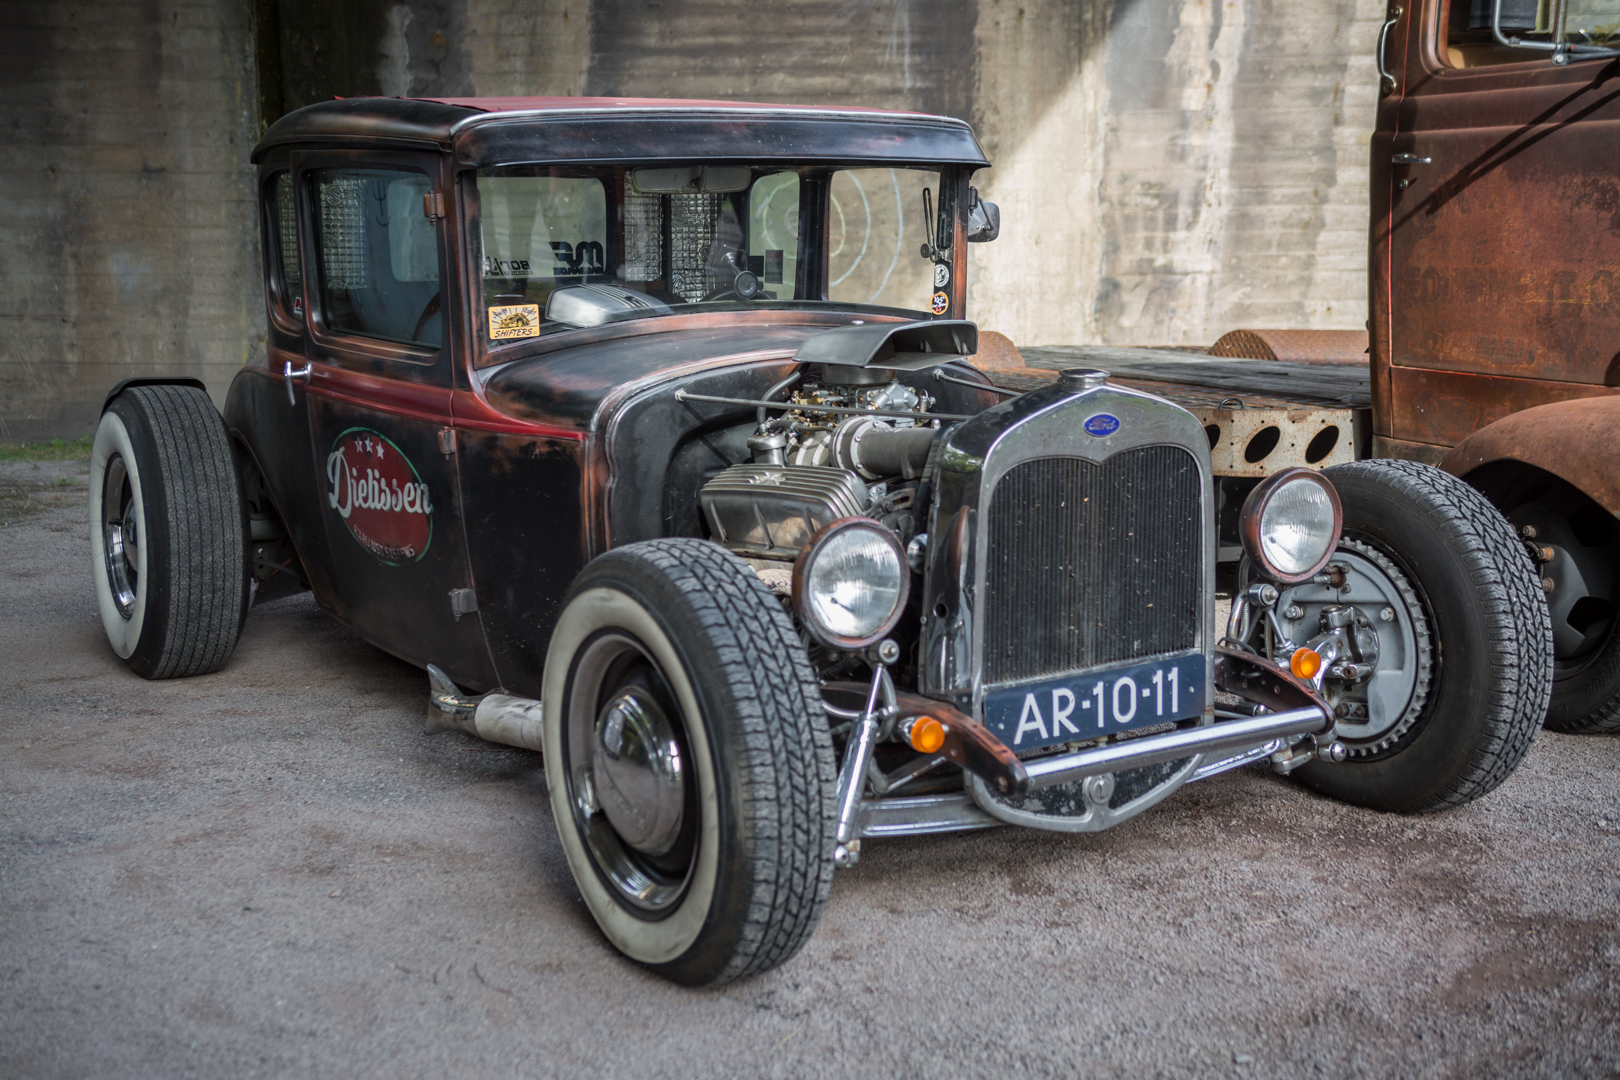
left=1439, top=397, right=1620, bottom=518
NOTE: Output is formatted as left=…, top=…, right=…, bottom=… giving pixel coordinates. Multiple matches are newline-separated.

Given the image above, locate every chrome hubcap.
left=566, top=633, right=697, bottom=914
left=101, top=455, right=138, bottom=619
left=592, top=686, right=685, bottom=857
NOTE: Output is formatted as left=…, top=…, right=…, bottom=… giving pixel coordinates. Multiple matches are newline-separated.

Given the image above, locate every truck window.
left=480, top=175, right=610, bottom=312
left=267, top=171, right=303, bottom=322
left=1446, top=0, right=1620, bottom=67
left=471, top=164, right=947, bottom=351
left=749, top=172, right=800, bottom=300
left=826, top=168, right=942, bottom=312
left=310, top=167, right=442, bottom=349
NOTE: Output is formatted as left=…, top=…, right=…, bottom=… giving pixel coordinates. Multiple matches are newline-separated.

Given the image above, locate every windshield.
left=474, top=165, right=950, bottom=345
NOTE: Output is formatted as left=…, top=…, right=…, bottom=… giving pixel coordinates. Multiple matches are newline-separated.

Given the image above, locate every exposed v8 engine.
left=698, top=322, right=967, bottom=561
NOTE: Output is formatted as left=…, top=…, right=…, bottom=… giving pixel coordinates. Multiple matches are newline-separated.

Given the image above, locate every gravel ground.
left=3, top=460, right=1618, bottom=1080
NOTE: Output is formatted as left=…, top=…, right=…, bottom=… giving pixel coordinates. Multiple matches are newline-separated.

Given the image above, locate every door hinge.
left=423, top=191, right=446, bottom=222
left=449, top=588, right=478, bottom=619
left=438, top=427, right=457, bottom=455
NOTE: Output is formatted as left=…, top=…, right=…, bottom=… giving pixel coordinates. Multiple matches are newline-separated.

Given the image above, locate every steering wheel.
left=699, top=271, right=764, bottom=304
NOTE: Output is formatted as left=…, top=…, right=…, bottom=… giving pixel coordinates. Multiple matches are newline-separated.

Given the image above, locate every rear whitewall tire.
left=90, top=410, right=150, bottom=660
left=89, top=385, right=248, bottom=679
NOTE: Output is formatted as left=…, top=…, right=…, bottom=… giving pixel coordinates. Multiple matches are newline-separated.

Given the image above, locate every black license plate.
left=982, top=653, right=1207, bottom=754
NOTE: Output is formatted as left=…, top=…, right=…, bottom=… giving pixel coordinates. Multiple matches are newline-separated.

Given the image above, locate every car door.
left=1382, top=0, right=1620, bottom=451
left=293, top=150, right=497, bottom=689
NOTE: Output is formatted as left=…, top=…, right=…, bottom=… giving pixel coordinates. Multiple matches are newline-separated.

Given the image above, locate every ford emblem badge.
left=1084, top=413, right=1120, bottom=437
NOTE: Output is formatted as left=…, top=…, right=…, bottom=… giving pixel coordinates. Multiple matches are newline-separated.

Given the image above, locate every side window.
left=311, top=167, right=442, bottom=348
left=267, top=172, right=303, bottom=322
left=1446, top=0, right=1620, bottom=67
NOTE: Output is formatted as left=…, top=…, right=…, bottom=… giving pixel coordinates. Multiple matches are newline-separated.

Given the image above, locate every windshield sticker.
left=326, top=428, right=433, bottom=564
left=1084, top=413, right=1121, bottom=437
left=484, top=257, right=533, bottom=277
left=933, top=263, right=950, bottom=288
left=930, top=291, right=950, bottom=315
left=488, top=304, right=541, bottom=340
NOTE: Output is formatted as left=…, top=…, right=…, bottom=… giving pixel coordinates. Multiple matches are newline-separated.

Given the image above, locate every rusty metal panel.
left=1371, top=434, right=1449, bottom=466
left=969, top=330, right=1027, bottom=371
left=1384, top=3, right=1620, bottom=389
left=1388, top=366, right=1620, bottom=448
left=1439, top=397, right=1620, bottom=516
left=1209, top=329, right=1369, bottom=365
left=974, top=355, right=1366, bottom=479
left=1191, top=406, right=1363, bottom=477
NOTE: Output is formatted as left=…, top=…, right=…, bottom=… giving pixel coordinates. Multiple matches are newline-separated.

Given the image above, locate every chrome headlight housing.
left=1240, top=468, right=1343, bottom=585
left=792, top=517, right=910, bottom=649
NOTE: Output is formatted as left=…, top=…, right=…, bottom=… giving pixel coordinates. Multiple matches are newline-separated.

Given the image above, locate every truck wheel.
left=542, top=538, right=836, bottom=985
left=89, top=385, right=249, bottom=679
left=1267, top=461, right=1552, bottom=812
left=1503, top=483, right=1620, bottom=735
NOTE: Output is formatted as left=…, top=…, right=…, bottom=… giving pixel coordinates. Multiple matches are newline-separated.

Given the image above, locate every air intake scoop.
left=794, top=320, right=978, bottom=373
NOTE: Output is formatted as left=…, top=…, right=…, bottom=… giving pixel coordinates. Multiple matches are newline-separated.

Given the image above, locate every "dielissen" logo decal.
left=326, top=428, right=432, bottom=564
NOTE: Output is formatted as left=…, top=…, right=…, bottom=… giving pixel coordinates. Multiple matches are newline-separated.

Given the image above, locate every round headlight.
left=1239, top=468, right=1343, bottom=585
left=792, top=518, right=910, bottom=649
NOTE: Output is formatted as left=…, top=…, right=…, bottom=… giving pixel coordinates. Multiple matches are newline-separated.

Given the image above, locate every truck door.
left=1380, top=0, right=1620, bottom=454
left=292, top=151, right=497, bottom=689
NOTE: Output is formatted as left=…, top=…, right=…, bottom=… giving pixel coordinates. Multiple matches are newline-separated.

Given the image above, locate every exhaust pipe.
left=426, top=664, right=545, bottom=753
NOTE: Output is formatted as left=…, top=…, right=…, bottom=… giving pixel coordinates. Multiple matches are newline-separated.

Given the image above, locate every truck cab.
left=1375, top=0, right=1620, bottom=733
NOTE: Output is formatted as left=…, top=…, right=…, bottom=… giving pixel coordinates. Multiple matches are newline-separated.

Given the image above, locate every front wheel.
left=1241, top=460, right=1552, bottom=812
left=542, top=539, right=836, bottom=985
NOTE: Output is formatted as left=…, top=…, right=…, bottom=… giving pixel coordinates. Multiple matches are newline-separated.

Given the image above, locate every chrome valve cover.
left=699, top=463, right=869, bottom=561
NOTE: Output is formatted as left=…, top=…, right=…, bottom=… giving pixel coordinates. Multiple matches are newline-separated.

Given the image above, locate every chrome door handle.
left=1377, top=6, right=1404, bottom=95
left=1392, top=152, right=1431, bottom=164
left=283, top=360, right=312, bottom=406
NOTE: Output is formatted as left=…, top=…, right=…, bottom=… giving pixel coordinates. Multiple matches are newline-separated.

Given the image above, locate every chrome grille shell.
left=918, top=378, right=1215, bottom=726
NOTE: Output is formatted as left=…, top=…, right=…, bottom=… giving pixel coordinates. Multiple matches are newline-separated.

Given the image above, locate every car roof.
left=252, top=96, right=989, bottom=169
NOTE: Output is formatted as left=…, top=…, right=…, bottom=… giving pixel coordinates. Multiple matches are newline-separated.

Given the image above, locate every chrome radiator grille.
left=981, top=447, right=1201, bottom=686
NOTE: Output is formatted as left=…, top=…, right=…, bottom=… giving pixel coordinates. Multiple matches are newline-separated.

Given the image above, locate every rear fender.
left=102, top=377, right=209, bottom=415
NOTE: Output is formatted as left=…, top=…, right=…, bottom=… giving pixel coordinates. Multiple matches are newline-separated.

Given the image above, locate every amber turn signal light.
left=907, top=716, right=946, bottom=754
left=1290, top=647, right=1322, bottom=680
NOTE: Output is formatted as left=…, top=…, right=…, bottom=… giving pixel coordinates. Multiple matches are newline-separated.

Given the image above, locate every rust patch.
left=1388, top=366, right=1620, bottom=448
left=1210, top=329, right=1369, bottom=365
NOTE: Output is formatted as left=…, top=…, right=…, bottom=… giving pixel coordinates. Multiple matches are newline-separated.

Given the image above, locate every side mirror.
left=966, top=187, right=1000, bottom=243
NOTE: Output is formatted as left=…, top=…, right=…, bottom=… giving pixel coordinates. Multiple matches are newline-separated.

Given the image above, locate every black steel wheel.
left=89, top=385, right=249, bottom=679
left=1503, top=481, right=1620, bottom=734
left=542, top=539, right=836, bottom=985
left=1256, top=460, right=1552, bottom=812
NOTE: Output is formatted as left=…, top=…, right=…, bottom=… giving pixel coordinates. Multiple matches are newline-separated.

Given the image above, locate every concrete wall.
left=0, top=0, right=1382, bottom=439
left=0, top=0, right=262, bottom=441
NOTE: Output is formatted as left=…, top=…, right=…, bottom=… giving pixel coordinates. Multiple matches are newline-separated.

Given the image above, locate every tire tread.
left=592, top=539, right=835, bottom=983
left=1322, top=459, right=1552, bottom=810
left=117, top=385, right=246, bottom=678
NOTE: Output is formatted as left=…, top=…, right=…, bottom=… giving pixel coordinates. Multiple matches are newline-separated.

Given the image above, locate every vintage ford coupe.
left=89, top=97, right=1551, bottom=985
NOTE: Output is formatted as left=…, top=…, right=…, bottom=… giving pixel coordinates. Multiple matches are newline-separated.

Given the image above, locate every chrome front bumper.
left=843, top=645, right=1337, bottom=843
left=1021, top=706, right=1331, bottom=790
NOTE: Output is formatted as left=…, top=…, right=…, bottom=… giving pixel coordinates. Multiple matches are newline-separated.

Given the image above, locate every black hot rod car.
left=90, top=96, right=1552, bottom=985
